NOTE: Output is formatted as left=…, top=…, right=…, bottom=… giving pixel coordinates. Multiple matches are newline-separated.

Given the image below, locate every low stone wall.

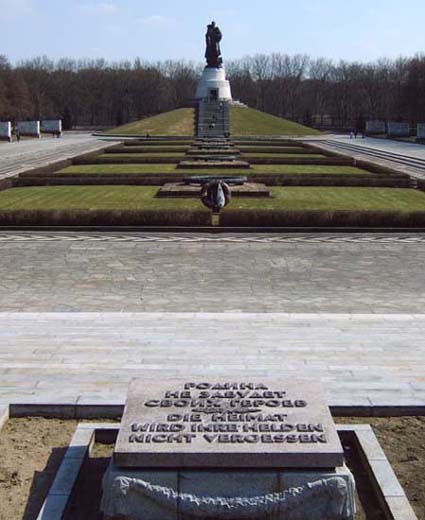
left=17, top=120, right=40, bottom=137
left=41, top=119, right=62, bottom=134
left=0, top=121, right=12, bottom=141
left=366, top=121, right=386, bottom=135
left=387, top=122, right=410, bottom=137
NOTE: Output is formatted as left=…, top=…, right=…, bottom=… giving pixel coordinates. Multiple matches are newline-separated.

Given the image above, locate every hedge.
left=220, top=209, right=425, bottom=228
left=124, top=140, right=194, bottom=146
left=248, top=157, right=354, bottom=165
left=0, top=209, right=210, bottom=226
left=16, top=174, right=410, bottom=189
left=238, top=147, right=316, bottom=154
left=106, top=146, right=190, bottom=154
left=72, top=156, right=181, bottom=165
left=233, top=139, right=302, bottom=146
left=17, top=176, right=179, bottom=186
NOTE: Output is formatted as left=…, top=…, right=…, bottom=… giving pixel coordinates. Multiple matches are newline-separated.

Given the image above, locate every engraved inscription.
left=127, top=382, right=329, bottom=446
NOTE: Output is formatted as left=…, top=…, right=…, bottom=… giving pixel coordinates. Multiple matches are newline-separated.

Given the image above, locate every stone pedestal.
left=195, top=67, right=232, bottom=101
left=102, top=378, right=356, bottom=520
left=101, top=464, right=356, bottom=520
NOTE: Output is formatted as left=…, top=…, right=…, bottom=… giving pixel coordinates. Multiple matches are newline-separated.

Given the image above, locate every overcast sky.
left=1, top=0, right=424, bottom=64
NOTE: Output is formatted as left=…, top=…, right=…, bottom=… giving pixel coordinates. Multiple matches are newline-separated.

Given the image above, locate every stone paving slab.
left=0, top=313, right=424, bottom=407
left=0, top=133, right=114, bottom=180
left=304, top=135, right=425, bottom=180
left=0, top=233, right=424, bottom=313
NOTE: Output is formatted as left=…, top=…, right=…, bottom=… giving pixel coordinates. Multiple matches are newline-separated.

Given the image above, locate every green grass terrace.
left=104, top=106, right=322, bottom=137
left=53, top=164, right=371, bottom=175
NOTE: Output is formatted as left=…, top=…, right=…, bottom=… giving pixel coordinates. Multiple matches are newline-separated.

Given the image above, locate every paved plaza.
left=0, top=133, right=113, bottom=180
left=0, top=233, right=424, bottom=313
left=1, top=136, right=425, bottom=410
left=0, top=232, right=424, bottom=409
left=0, top=312, right=424, bottom=409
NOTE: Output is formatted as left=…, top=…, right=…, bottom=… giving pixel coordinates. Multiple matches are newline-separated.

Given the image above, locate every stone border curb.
left=0, top=404, right=9, bottom=430
left=36, top=423, right=117, bottom=520
left=338, top=425, right=418, bottom=520
left=0, top=408, right=420, bottom=519
left=29, top=422, right=417, bottom=520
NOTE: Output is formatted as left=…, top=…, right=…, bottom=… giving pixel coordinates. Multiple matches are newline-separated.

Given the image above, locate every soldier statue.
left=205, top=21, right=223, bottom=68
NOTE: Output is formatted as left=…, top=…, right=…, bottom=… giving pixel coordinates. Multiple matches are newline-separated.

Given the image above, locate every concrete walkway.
left=0, top=232, right=424, bottom=313
left=0, top=133, right=114, bottom=180
left=305, top=134, right=425, bottom=180
left=307, top=134, right=425, bottom=160
left=0, top=313, right=423, bottom=409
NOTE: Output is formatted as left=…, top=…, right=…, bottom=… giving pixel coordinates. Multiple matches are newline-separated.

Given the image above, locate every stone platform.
left=187, top=148, right=240, bottom=155
left=178, top=160, right=250, bottom=169
left=156, top=182, right=271, bottom=198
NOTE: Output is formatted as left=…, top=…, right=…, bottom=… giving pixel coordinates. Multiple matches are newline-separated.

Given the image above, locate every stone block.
left=385, top=496, right=418, bottom=520
left=0, top=121, right=11, bottom=141
left=368, top=459, right=405, bottom=497
left=417, top=123, right=425, bottom=140
left=64, top=425, right=95, bottom=460
left=0, top=404, right=9, bottom=430
left=366, top=121, right=386, bottom=135
left=36, top=494, right=69, bottom=520
left=17, top=120, right=41, bottom=137
left=49, top=457, right=84, bottom=496
left=41, top=119, right=62, bottom=134
left=114, top=378, right=344, bottom=469
left=387, top=122, right=410, bottom=137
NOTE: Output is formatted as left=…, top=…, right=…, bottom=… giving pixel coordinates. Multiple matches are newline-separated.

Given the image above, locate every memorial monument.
left=101, top=378, right=356, bottom=519
left=195, top=21, right=232, bottom=102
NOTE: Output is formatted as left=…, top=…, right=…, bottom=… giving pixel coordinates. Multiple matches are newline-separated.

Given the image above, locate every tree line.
left=1, top=53, right=425, bottom=129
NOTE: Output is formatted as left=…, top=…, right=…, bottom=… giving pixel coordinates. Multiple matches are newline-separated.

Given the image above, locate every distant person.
left=354, top=129, right=358, bottom=139
left=355, top=116, right=366, bottom=139
left=350, top=130, right=354, bottom=139
left=15, top=129, right=21, bottom=143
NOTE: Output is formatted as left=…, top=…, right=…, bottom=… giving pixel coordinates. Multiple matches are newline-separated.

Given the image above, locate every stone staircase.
left=197, top=100, right=230, bottom=138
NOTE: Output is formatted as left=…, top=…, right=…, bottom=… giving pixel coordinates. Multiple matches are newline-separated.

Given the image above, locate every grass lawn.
left=98, top=153, right=185, bottom=159
left=104, top=106, right=319, bottom=137
left=105, top=108, right=195, bottom=136
left=242, top=153, right=326, bottom=159
left=0, top=186, right=203, bottom=210
left=56, top=164, right=372, bottom=176
left=1, top=186, right=424, bottom=212
left=228, top=187, right=425, bottom=211
left=230, top=107, right=321, bottom=136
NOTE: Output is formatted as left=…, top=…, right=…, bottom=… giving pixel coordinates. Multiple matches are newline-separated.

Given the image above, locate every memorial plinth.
left=195, top=67, right=232, bottom=101
left=114, top=379, right=343, bottom=468
left=102, top=378, right=355, bottom=520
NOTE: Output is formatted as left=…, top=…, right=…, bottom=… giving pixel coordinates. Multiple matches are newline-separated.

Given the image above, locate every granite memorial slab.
left=17, top=120, right=41, bottom=137
left=387, top=122, right=410, bottom=137
left=366, top=120, right=386, bottom=135
left=41, top=119, right=62, bottom=135
left=114, top=379, right=343, bottom=469
left=417, top=123, right=425, bottom=140
left=0, top=121, right=12, bottom=141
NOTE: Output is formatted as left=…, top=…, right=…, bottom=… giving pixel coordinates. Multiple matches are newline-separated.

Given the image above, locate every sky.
left=1, top=0, right=424, bottom=65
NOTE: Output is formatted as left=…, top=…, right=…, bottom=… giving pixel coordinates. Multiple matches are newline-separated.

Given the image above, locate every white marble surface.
left=195, top=67, right=232, bottom=100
